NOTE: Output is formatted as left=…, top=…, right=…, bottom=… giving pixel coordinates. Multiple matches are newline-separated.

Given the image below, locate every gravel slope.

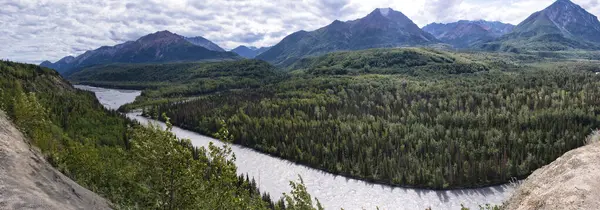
left=504, top=140, right=600, bottom=210
left=0, top=111, right=111, bottom=210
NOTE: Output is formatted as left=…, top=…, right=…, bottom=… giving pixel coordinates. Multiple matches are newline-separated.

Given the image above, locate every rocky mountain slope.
left=41, top=31, right=238, bottom=75
left=256, top=8, right=438, bottom=66
left=504, top=131, right=600, bottom=209
left=423, top=20, right=514, bottom=48
left=185, top=36, right=225, bottom=52
left=0, top=111, right=111, bottom=210
left=481, top=0, right=600, bottom=51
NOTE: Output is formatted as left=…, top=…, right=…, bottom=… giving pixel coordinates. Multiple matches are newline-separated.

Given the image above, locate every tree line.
left=149, top=63, right=600, bottom=189
left=0, top=60, right=323, bottom=209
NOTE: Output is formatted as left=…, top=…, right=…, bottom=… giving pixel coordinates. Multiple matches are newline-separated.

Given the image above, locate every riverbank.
left=77, top=85, right=517, bottom=209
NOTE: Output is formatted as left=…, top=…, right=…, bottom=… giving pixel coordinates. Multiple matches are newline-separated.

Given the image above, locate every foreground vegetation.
left=0, top=60, right=323, bottom=209
left=68, top=48, right=600, bottom=189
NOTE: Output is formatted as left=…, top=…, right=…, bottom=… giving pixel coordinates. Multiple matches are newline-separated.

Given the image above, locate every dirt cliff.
left=0, top=111, right=111, bottom=210
left=503, top=132, right=600, bottom=210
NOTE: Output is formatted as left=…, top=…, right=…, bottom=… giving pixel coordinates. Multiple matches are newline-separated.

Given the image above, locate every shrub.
left=585, top=130, right=600, bottom=145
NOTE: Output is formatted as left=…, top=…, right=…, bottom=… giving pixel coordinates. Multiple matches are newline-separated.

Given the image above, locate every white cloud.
left=0, top=0, right=599, bottom=64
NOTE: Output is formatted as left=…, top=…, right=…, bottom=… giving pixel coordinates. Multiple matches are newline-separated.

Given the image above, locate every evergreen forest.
left=71, top=49, right=600, bottom=189
left=0, top=60, right=323, bottom=209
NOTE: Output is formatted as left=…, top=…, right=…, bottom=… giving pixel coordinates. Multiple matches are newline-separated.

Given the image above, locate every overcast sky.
left=1, top=0, right=599, bottom=64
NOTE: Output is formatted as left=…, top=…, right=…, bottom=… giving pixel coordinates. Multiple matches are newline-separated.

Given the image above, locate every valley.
left=70, top=48, right=600, bottom=191
left=3, top=0, right=600, bottom=209
left=76, top=85, right=514, bottom=209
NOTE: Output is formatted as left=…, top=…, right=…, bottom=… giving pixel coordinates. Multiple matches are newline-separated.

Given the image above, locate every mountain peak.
left=40, top=31, right=238, bottom=74
left=540, top=0, right=600, bottom=36
left=232, top=45, right=253, bottom=51
left=553, top=0, right=576, bottom=5
left=331, top=19, right=344, bottom=24
left=362, top=7, right=416, bottom=28
left=547, top=0, right=584, bottom=12
left=231, top=45, right=270, bottom=58
left=156, top=30, right=174, bottom=35
left=184, top=36, right=225, bottom=52
left=137, top=30, right=181, bottom=44
left=148, top=30, right=176, bottom=38
left=367, top=7, right=404, bottom=19
left=257, top=8, right=436, bottom=66
left=423, top=20, right=515, bottom=48
left=57, top=56, right=75, bottom=63
left=378, top=8, right=392, bottom=17
left=484, top=0, right=600, bottom=51
left=232, top=45, right=260, bottom=51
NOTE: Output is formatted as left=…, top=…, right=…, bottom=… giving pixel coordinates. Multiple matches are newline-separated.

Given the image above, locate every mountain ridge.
left=41, top=31, right=237, bottom=75
left=231, top=45, right=272, bottom=58
left=185, top=36, right=225, bottom=52
left=256, top=8, right=438, bottom=66
left=423, top=20, right=514, bottom=48
left=481, top=0, right=600, bottom=51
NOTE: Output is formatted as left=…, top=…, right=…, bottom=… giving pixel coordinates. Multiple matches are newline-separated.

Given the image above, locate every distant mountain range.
left=41, top=0, right=600, bottom=73
left=423, top=20, right=514, bottom=48
left=256, top=8, right=439, bottom=66
left=41, top=31, right=238, bottom=75
left=481, top=0, right=600, bottom=51
left=231, top=46, right=271, bottom=58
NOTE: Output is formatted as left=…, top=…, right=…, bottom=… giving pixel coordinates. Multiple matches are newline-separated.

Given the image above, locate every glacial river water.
left=76, top=85, right=517, bottom=210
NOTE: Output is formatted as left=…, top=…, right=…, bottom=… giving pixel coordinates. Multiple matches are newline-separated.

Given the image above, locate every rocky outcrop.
left=0, top=111, right=112, bottom=210
left=504, top=133, right=600, bottom=210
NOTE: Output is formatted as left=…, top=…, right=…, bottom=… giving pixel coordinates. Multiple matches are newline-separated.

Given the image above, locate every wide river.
left=76, top=85, right=517, bottom=210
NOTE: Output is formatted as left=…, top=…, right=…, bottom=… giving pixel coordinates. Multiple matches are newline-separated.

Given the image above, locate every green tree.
left=284, top=175, right=324, bottom=210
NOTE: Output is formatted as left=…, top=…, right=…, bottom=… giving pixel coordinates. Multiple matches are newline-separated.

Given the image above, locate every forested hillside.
left=124, top=49, right=600, bottom=189
left=288, top=48, right=489, bottom=75
left=0, top=60, right=322, bottom=209
left=68, top=59, right=284, bottom=111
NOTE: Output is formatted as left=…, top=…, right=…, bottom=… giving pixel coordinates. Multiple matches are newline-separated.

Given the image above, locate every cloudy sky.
left=1, top=0, right=599, bottom=64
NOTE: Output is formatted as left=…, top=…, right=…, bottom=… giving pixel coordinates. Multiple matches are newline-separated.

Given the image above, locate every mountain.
left=481, top=0, right=600, bottom=51
left=423, top=20, right=514, bottom=48
left=41, top=31, right=238, bottom=75
left=256, top=8, right=438, bottom=66
left=287, top=48, right=489, bottom=75
left=185, top=36, right=225, bottom=52
left=255, top=47, right=271, bottom=54
left=39, top=56, right=76, bottom=72
left=231, top=45, right=272, bottom=58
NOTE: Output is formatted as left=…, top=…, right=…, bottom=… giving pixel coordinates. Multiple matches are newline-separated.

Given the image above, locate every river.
left=75, top=85, right=517, bottom=210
